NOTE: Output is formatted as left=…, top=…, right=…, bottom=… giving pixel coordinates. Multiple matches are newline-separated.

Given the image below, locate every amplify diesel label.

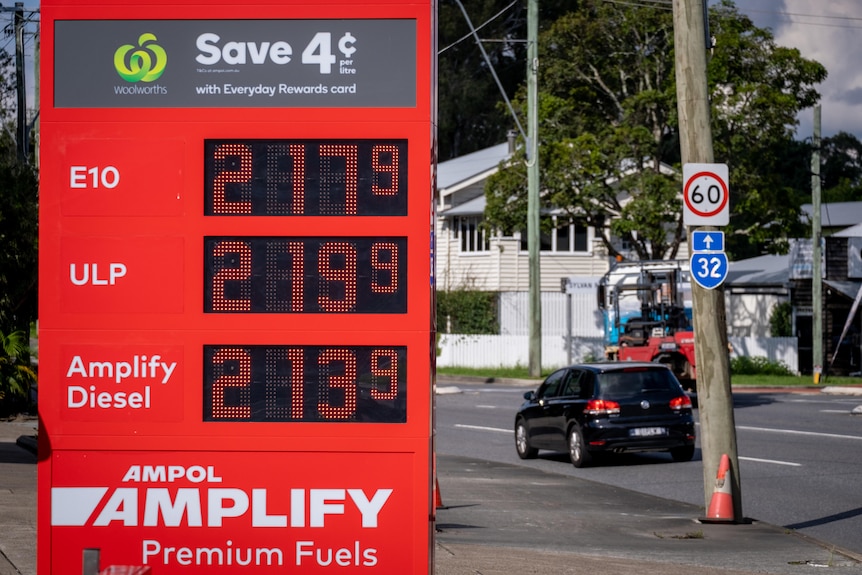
left=53, top=20, right=416, bottom=108
left=59, top=345, right=183, bottom=422
left=50, top=451, right=414, bottom=572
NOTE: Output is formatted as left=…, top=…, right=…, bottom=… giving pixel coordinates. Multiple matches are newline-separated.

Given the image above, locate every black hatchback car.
left=514, top=362, right=695, bottom=467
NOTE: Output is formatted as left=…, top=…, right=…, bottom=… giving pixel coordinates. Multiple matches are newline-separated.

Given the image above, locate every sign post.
left=39, top=2, right=436, bottom=573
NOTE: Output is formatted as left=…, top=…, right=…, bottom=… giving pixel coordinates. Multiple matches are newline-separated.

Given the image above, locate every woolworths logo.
left=114, top=33, right=167, bottom=82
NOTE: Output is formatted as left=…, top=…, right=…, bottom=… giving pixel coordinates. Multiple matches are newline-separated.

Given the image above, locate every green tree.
left=0, top=48, right=17, bottom=127
left=486, top=0, right=682, bottom=259
left=436, top=0, right=575, bottom=160
left=436, top=289, right=498, bottom=334
left=768, top=301, right=792, bottom=337
left=0, top=42, right=36, bottom=338
left=0, top=329, right=36, bottom=415
left=483, top=0, right=827, bottom=260
left=438, top=0, right=527, bottom=160
left=708, top=0, right=826, bottom=257
left=0, top=161, right=38, bottom=338
left=819, top=131, right=862, bottom=203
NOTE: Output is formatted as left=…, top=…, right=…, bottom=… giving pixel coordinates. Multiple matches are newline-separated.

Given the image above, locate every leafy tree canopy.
left=483, top=0, right=828, bottom=260
left=0, top=46, right=38, bottom=338
left=437, top=0, right=527, bottom=160
left=0, top=160, right=38, bottom=337
left=819, top=131, right=862, bottom=203
left=437, top=0, right=574, bottom=160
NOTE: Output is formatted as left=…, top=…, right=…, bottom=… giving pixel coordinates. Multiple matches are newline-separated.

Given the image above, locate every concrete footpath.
left=3, top=409, right=862, bottom=575
left=435, top=454, right=862, bottom=575
left=0, top=415, right=38, bottom=575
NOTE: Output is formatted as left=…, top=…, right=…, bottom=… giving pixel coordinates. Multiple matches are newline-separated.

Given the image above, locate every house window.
left=520, top=216, right=589, bottom=252
left=455, top=216, right=490, bottom=252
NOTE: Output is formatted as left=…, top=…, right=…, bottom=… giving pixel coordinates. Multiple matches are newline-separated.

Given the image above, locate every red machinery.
left=598, top=260, right=697, bottom=390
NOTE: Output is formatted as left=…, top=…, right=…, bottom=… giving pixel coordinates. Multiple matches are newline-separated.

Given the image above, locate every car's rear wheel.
left=670, top=444, right=695, bottom=462
left=515, top=420, right=538, bottom=459
left=568, top=426, right=593, bottom=468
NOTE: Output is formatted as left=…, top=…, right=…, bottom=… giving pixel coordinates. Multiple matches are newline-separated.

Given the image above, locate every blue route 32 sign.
left=690, top=230, right=728, bottom=289
left=690, top=252, right=728, bottom=289
left=691, top=230, right=724, bottom=252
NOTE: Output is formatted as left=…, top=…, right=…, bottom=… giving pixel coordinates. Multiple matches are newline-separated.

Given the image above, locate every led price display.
left=204, top=139, right=408, bottom=216
left=204, top=236, right=407, bottom=313
left=203, top=345, right=407, bottom=422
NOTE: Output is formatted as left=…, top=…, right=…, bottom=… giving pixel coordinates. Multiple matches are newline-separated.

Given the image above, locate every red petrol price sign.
left=39, top=1, right=435, bottom=574
left=203, top=345, right=406, bottom=422
left=204, top=236, right=406, bottom=314
left=204, top=139, right=408, bottom=216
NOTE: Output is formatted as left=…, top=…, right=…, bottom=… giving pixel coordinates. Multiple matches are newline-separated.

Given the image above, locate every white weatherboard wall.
left=498, top=291, right=604, bottom=336
left=437, top=334, right=605, bottom=370
left=437, top=335, right=798, bottom=374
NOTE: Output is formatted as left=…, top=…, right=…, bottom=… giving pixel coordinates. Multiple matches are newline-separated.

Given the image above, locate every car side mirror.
left=524, top=391, right=536, bottom=401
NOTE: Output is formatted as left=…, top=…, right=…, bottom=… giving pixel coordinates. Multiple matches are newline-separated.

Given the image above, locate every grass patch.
left=437, top=366, right=547, bottom=380
left=437, top=366, right=862, bottom=387
left=731, top=374, right=862, bottom=387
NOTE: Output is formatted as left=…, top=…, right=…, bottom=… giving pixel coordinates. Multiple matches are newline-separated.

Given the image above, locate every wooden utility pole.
left=812, top=105, right=823, bottom=383
left=14, top=2, right=27, bottom=163
left=672, top=0, right=742, bottom=520
left=527, top=0, right=541, bottom=377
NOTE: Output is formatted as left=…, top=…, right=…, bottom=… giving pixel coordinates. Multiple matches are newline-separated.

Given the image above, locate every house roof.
left=437, top=142, right=510, bottom=193
left=726, top=253, right=790, bottom=286
left=833, top=222, right=862, bottom=237
left=824, top=279, right=862, bottom=301
left=440, top=194, right=486, bottom=216
left=801, top=202, right=862, bottom=229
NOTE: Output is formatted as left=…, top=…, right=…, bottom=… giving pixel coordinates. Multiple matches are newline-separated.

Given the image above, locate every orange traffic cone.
left=435, top=477, right=445, bottom=509
left=702, top=453, right=735, bottom=523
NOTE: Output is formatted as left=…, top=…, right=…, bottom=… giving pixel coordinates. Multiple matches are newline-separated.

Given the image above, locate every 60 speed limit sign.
left=683, top=163, right=729, bottom=226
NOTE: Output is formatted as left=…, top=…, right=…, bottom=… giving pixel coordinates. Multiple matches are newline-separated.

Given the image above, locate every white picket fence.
left=437, top=334, right=799, bottom=374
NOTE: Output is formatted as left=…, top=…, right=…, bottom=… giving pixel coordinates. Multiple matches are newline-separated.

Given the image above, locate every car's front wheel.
left=670, top=444, right=695, bottom=462
left=568, top=426, right=593, bottom=468
left=515, top=420, right=538, bottom=459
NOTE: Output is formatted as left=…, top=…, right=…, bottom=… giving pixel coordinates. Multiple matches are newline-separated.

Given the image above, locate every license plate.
left=630, top=427, right=667, bottom=437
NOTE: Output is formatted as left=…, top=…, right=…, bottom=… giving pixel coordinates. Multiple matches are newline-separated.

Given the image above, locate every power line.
left=749, top=16, right=862, bottom=31
left=724, top=3, right=862, bottom=30
left=605, top=0, right=862, bottom=29
left=439, top=0, right=520, bottom=54
left=741, top=6, right=862, bottom=23
left=601, top=0, right=672, bottom=10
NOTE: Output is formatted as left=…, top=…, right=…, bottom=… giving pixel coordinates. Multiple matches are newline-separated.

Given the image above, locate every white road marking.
left=787, top=398, right=859, bottom=405
left=454, top=424, right=511, bottom=434
left=737, top=425, right=862, bottom=441
left=739, top=456, right=801, bottom=467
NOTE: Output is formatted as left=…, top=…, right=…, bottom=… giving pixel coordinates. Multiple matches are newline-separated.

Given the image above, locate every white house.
left=435, top=141, right=683, bottom=295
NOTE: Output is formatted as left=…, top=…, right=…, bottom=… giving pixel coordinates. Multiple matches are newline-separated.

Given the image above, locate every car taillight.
left=670, top=395, right=692, bottom=411
left=585, top=399, right=621, bottom=415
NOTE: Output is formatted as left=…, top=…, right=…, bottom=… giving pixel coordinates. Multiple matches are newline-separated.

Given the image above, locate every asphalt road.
left=436, top=380, right=862, bottom=554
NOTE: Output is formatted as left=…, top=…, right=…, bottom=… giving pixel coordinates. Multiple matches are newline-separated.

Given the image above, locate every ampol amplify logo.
left=114, top=33, right=167, bottom=83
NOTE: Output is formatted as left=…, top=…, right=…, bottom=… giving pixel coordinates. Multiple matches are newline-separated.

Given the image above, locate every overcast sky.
left=731, top=0, right=862, bottom=142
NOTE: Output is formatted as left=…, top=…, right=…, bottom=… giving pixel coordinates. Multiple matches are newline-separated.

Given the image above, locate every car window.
left=579, top=371, right=595, bottom=398
left=640, top=369, right=675, bottom=392
left=597, top=368, right=675, bottom=397
left=560, top=370, right=584, bottom=398
left=537, top=369, right=567, bottom=399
